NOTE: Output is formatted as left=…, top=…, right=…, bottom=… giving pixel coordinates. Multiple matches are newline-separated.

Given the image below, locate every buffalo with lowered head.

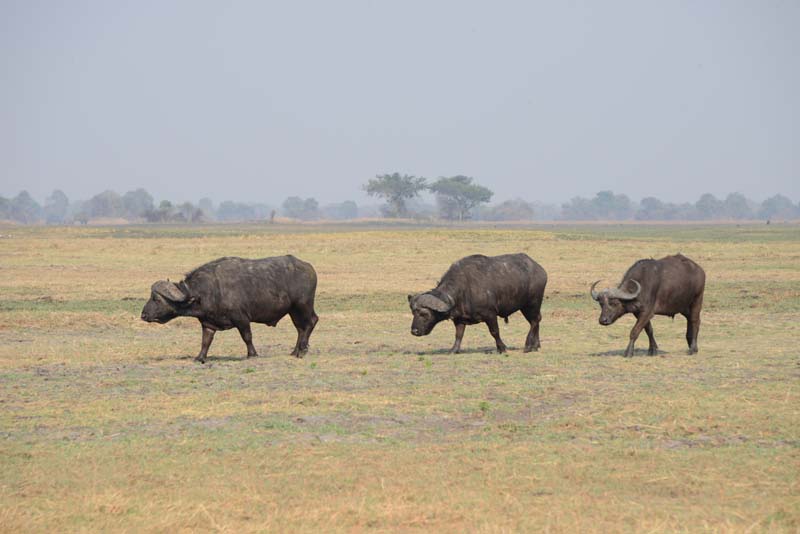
left=141, top=255, right=318, bottom=363
left=408, top=253, right=547, bottom=353
left=591, top=254, right=705, bottom=357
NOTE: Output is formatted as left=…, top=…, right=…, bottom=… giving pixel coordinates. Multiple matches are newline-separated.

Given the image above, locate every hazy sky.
left=2, top=1, right=798, bottom=205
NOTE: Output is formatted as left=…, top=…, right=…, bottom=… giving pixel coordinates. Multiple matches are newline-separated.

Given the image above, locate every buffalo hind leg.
left=196, top=324, right=216, bottom=364
left=625, top=313, right=653, bottom=357
left=686, top=295, right=703, bottom=354
left=451, top=323, right=466, bottom=353
left=485, top=316, right=507, bottom=353
left=521, top=306, right=542, bottom=352
left=644, top=321, right=658, bottom=356
left=237, top=323, right=259, bottom=358
left=290, top=306, right=318, bottom=358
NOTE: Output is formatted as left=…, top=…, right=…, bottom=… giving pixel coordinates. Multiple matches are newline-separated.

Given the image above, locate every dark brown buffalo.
left=408, top=253, right=547, bottom=353
left=591, top=254, right=705, bottom=357
left=141, top=256, right=318, bottom=362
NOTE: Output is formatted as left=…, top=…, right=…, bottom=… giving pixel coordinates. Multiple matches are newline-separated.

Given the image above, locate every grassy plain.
left=0, top=222, right=798, bottom=532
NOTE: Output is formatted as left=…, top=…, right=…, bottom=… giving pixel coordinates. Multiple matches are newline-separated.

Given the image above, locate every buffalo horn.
left=608, top=279, right=641, bottom=300
left=416, top=293, right=452, bottom=313
left=590, top=280, right=603, bottom=301
left=152, top=280, right=188, bottom=302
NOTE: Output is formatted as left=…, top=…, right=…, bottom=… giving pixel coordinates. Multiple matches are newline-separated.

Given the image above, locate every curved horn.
left=590, top=280, right=603, bottom=301
left=152, top=280, right=188, bottom=302
left=608, top=279, right=641, bottom=300
left=416, top=293, right=452, bottom=313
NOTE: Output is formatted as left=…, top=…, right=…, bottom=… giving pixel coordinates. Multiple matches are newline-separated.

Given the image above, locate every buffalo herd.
left=142, top=253, right=705, bottom=363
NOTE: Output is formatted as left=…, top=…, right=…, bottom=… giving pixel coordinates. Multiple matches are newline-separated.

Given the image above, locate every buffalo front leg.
left=644, top=321, right=658, bottom=356
left=625, top=313, right=653, bottom=357
left=485, top=316, right=507, bottom=353
left=450, top=323, right=466, bottom=353
left=237, top=323, right=259, bottom=358
left=196, top=325, right=216, bottom=363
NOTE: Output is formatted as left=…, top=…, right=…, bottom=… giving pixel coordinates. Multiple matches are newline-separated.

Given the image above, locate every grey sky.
left=2, top=1, right=798, bottom=205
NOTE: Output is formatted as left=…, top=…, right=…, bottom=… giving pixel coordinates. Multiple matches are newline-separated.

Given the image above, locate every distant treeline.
left=1, top=187, right=798, bottom=225
left=0, top=189, right=362, bottom=225
left=558, top=191, right=800, bottom=221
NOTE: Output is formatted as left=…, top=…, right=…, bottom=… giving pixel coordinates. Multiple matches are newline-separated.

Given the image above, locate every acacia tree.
left=428, top=175, right=493, bottom=221
left=364, top=173, right=427, bottom=217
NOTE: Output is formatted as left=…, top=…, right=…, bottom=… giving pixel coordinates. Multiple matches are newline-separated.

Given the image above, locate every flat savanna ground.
left=0, top=222, right=798, bottom=532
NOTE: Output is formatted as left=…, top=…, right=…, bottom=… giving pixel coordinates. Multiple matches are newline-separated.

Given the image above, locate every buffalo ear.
left=152, top=280, right=188, bottom=303
left=407, top=294, right=413, bottom=303
left=178, top=281, right=196, bottom=305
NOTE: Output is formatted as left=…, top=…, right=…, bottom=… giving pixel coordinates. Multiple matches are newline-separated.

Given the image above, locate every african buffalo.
left=141, top=255, right=318, bottom=362
left=591, top=254, right=705, bottom=357
left=408, top=253, right=547, bottom=353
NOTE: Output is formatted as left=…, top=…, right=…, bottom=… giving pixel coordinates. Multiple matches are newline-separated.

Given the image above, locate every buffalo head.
left=590, top=279, right=641, bottom=326
left=141, top=280, right=194, bottom=323
left=408, top=292, right=453, bottom=336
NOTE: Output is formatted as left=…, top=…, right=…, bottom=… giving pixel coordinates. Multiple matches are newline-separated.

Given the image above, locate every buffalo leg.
left=237, top=323, right=258, bottom=358
left=290, top=307, right=318, bottom=358
left=451, top=323, right=466, bottom=353
left=196, top=325, right=216, bottom=363
left=644, top=321, right=658, bottom=356
left=521, top=306, right=542, bottom=352
left=485, top=316, right=507, bottom=353
left=625, top=313, right=653, bottom=357
left=684, top=315, right=693, bottom=350
left=687, top=295, right=703, bottom=354
left=303, top=311, right=319, bottom=353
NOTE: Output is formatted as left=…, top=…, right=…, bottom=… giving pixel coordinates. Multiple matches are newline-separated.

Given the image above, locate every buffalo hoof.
left=246, top=352, right=259, bottom=359
left=195, top=356, right=207, bottom=364
left=523, top=346, right=538, bottom=353
left=291, top=348, right=307, bottom=358
left=497, top=346, right=507, bottom=354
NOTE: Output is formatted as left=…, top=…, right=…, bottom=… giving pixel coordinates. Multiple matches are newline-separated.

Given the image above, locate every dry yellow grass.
left=0, top=223, right=798, bottom=532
